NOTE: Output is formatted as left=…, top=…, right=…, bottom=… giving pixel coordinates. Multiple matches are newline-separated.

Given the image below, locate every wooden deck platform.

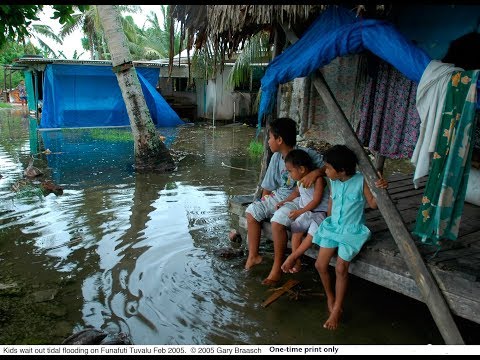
left=228, top=173, right=480, bottom=325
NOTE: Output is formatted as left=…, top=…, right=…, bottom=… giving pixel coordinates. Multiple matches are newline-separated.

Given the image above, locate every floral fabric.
left=413, top=70, right=480, bottom=245
left=356, top=61, right=422, bottom=159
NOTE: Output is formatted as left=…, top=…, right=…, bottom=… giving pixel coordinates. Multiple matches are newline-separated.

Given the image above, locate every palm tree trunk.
left=97, top=5, right=175, bottom=172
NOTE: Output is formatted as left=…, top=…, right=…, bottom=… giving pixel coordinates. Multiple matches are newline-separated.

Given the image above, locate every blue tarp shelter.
left=257, top=6, right=480, bottom=126
left=41, top=64, right=183, bottom=129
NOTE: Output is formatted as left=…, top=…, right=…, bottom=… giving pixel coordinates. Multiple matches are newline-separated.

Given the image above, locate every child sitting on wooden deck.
left=277, top=149, right=330, bottom=274
left=311, top=145, right=388, bottom=330
left=244, top=117, right=326, bottom=286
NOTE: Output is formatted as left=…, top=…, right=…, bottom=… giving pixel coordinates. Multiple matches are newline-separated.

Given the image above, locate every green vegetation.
left=1, top=5, right=182, bottom=63
left=0, top=41, right=39, bottom=88
left=0, top=102, right=13, bottom=108
left=14, top=184, right=44, bottom=200
left=0, top=5, right=85, bottom=49
left=88, top=128, right=133, bottom=142
left=226, top=31, right=270, bottom=90
left=59, top=5, right=182, bottom=61
left=248, top=139, right=263, bottom=157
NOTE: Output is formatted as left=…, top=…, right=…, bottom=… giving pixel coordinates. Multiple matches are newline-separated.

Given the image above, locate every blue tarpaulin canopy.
left=257, top=6, right=480, bottom=127
left=40, top=64, right=183, bottom=129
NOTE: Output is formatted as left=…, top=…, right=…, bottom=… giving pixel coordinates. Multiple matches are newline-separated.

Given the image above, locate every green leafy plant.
left=14, top=184, right=44, bottom=200
left=226, top=31, right=270, bottom=90
left=248, top=139, right=263, bottom=157
left=88, top=128, right=133, bottom=142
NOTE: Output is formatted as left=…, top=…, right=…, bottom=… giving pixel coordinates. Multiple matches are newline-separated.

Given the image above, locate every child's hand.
left=288, top=209, right=301, bottom=220
left=375, top=172, right=388, bottom=189
left=276, top=201, right=285, bottom=209
left=299, top=171, right=316, bottom=188
left=281, top=255, right=295, bottom=273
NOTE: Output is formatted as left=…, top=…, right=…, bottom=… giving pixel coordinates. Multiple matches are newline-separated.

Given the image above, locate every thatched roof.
left=168, top=4, right=390, bottom=75
left=169, top=5, right=328, bottom=75
left=171, top=6, right=325, bottom=51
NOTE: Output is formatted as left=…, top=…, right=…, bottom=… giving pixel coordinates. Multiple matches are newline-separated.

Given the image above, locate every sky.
left=31, top=5, right=165, bottom=60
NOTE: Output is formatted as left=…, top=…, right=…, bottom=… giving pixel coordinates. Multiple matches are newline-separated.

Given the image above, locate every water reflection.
left=1, top=109, right=476, bottom=345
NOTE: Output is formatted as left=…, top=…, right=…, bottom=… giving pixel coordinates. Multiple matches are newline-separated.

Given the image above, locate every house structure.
left=8, top=57, right=183, bottom=129
left=152, top=47, right=266, bottom=124
left=170, top=4, right=480, bottom=344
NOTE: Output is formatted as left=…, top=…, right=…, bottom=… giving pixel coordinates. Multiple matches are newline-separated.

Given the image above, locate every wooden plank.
left=261, top=279, right=300, bottom=307
left=386, top=176, right=427, bottom=191
left=229, top=195, right=254, bottom=216
left=389, top=187, right=426, bottom=200
left=387, top=183, right=425, bottom=195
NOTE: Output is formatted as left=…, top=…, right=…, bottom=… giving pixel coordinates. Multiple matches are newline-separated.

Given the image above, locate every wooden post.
left=34, top=71, right=39, bottom=118
left=374, top=153, right=386, bottom=174
left=3, top=67, right=7, bottom=102
left=280, top=22, right=464, bottom=345
left=254, top=25, right=283, bottom=200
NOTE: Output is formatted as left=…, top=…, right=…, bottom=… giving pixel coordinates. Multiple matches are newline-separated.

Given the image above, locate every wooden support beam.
left=254, top=25, right=282, bottom=200
left=374, top=153, right=386, bottom=174
left=279, top=22, right=464, bottom=345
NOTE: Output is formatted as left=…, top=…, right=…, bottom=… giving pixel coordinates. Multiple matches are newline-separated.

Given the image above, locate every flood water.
left=1, top=107, right=479, bottom=346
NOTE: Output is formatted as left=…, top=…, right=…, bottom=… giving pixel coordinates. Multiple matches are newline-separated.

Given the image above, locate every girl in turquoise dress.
left=312, top=145, right=388, bottom=331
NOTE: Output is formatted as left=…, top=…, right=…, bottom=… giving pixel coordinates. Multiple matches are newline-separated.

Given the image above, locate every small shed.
left=10, top=57, right=183, bottom=129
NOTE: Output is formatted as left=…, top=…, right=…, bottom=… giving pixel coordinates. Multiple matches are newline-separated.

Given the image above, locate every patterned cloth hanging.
left=356, top=60, right=422, bottom=159
left=413, top=69, right=480, bottom=246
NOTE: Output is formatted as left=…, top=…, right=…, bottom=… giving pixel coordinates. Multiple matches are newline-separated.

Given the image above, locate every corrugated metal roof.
left=12, top=57, right=169, bottom=68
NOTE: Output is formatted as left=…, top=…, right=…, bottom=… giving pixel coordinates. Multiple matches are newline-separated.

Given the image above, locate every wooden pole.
left=34, top=71, right=39, bottom=117
left=254, top=25, right=282, bottom=200
left=280, top=22, right=464, bottom=345
left=374, top=153, right=386, bottom=174
left=3, top=67, right=6, bottom=101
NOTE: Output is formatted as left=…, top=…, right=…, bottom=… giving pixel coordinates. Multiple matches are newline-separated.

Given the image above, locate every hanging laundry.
left=356, top=60, right=421, bottom=159
left=411, top=60, right=464, bottom=188
left=413, top=69, right=479, bottom=245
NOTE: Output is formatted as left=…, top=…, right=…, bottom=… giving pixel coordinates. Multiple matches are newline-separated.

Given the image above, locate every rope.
left=221, top=162, right=255, bottom=172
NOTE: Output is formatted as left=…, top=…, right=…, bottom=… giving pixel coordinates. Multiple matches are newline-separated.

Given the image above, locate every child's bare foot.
left=323, top=308, right=343, bottom=330
left=261, top=277, right=280, bottom=286
left=261, top=269, right=282, bottom=286
left=244, top=255, right=262, bottom=270
left=281, top=255, right=295, bottom=273
left=290, top=259, right=302, bottom=273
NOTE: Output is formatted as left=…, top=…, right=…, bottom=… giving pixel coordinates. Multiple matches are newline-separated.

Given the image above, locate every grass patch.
left=88, top=128, right=133, bottom=142
left=0, top=102, right=13, bottom=109
left=14, top=184, right=44, bottom=200
left=248, top=139, right=264, bottom=157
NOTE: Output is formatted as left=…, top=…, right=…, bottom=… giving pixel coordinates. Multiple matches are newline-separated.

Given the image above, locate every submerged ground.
left=1, top=108, right=478, bottom=345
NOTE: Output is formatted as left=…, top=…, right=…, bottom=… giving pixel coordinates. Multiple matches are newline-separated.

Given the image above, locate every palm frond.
left=60, top=13, right=85, bottom=37
left=118, top=5, right=142, bottom=14
left=226, top=31, right=271, bottom=89
left=121, top=16, right=140, bottom=43
left=31, top=24, right=63, bottom=44
left=36, top=38, right=57, bottom=58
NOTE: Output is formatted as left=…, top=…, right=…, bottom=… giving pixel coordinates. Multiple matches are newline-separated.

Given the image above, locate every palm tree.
left=96, top=5, right=175, bottom=172
left=26, top=24, right=63, bottom=58
left=60, top=5, right=141, bottom=60
left=140, top=6, right=182, bottom=60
